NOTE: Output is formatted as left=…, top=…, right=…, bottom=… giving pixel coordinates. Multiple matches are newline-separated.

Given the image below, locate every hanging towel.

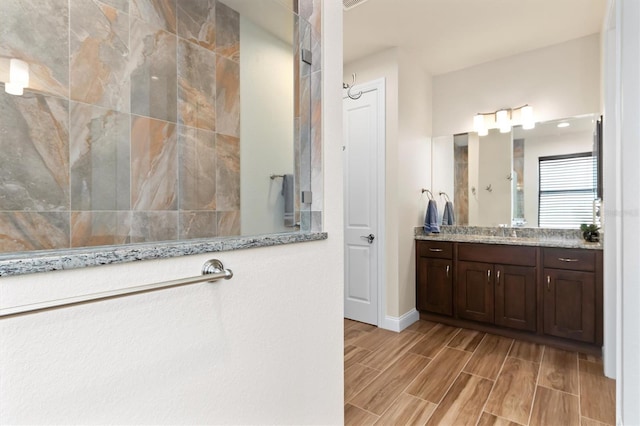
left=282, top=174, right=295, bottom=227
left=424, top=199, right=440, bottom=233
left=442, top=201, right=455, bottom=226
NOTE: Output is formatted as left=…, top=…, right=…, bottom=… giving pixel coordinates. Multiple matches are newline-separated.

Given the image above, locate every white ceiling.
left=343, top=0, right=607, bottom=75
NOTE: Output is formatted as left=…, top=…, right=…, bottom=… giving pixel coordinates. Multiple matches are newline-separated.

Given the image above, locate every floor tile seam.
left=526, top=345, right=543, bottom=426
left=527, top=345, right=547, bottom=425
left=581, top=414, right=614, bottom=426
left=482, top=410, right=528, bottom=426
left=372, top=392, right=415, bottom=424
left=536, top=383, right=580, bottom=397
left=475, top=338, right=516, bottom=426
left=344, top=365, right=386, bottom=405
left=508, top=352, right=543, bottom=364
left=427, top=334, right=490, bottom=408
left=345, top=402, right=381, bottom=420
left=577, top=348, right=583, bottom=423
left=396, top=351, right=438, bottom=402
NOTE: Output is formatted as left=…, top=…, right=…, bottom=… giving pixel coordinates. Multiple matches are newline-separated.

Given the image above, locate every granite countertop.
left=0, top=232, right=328, bottom=277
left=414, top=226, right=602, bottom=250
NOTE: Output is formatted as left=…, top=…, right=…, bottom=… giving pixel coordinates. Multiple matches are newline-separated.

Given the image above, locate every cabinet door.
left=494, top=265, right=536, bottom=331
left=416, top=257, right=453, bottom=316
left=543, top=268, right=596, bottom=343
left=456, top=261, right=494, bottom=324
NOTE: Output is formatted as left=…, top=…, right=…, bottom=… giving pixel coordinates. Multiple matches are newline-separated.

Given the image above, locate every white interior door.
left=343, top=79, right=385, bottom=325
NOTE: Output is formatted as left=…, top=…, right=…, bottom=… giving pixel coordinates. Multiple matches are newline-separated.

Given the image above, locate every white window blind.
left=538, top=153, right=597, bottom=228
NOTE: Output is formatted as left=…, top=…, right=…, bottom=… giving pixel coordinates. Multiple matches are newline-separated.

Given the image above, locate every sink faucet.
left=511, top=229, right=517, bottom=238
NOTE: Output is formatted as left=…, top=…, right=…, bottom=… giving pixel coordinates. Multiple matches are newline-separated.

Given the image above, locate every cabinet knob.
left=429, top=248, right=444, bottom=252
left=496, top=270, right=500, bottom=284
left=487, top=269, right=491, bottom=283
left=446, top=265, right=450, bottom=278
left=558, top=257, right=579, bottom=262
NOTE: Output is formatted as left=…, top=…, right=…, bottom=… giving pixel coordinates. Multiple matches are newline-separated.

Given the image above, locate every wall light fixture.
left=473, top=104, right=535, bottom=136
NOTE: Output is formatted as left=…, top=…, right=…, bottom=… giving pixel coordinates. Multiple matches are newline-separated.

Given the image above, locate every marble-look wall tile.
left=178, top=39, right=216, bottom=131
left=130, top=211, right=178, bottom=243
left=0, top=212, right=69, bottom=253
left=454, top=144, right=469, bottom=226
left=70, top=0, right=130, bottom=112
left=177, top=0, right=216, bottom=51
left=0, top=92, right=69, bottom=211
left=71, top=211, right=131, bottom=247
left=98, top=0, right=129, bottom=13
left=215, top=1, right=239, bottom=61
left=179, top=211, right=217, bottom=239
left=70, top=102, right=130, bottom=211
left=179, top=126, right=216, bottom=210
left=131, top=0, right=176, bottom=33
left=130, top=18, right=177, bottom=122
left=216, top=55, right=240, bottom=137
left=0, top=0, right=69, bottom=98
left=131, top=116, right=178, bottom=210
left=216, top=134, right=240, bottom=211
left=217, top=211, right=240, bottom=236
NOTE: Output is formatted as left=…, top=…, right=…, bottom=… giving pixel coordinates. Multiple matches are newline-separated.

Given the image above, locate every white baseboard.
left=379, top=309, right=419, bottom=332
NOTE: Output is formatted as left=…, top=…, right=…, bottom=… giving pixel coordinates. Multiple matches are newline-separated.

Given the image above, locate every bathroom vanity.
left=415, top=228, right=603, bottom=354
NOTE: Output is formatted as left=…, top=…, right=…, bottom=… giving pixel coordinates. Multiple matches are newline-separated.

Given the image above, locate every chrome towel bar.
left=0, top=259, right=233, bottom=319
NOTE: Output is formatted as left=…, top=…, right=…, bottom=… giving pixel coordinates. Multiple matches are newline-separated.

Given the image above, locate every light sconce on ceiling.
left=3, top=58, right=30, bottom=96
left=473, top=104, right=535, bottom=136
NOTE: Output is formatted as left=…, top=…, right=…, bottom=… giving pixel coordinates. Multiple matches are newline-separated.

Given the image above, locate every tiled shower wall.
left=0, top=0, right=322, bottom=253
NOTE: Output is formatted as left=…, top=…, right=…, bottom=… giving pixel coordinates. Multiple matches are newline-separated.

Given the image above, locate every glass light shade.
left=496, top=109, right=511, bottom=133
left=520, top=105, right=535, bottom=129
left=9, top=58, right=29, bottom=87
left=473, top=114, right=487, bottom=136
left=4, top=81, right=24, bottom=96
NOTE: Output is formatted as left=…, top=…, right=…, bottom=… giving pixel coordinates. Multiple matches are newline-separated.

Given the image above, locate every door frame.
left=343, top=77, right=386, bottom=328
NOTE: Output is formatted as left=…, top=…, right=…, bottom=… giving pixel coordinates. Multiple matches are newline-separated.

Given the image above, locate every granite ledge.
left=0, top=232, right=328, bottom=277
left=415, top=233, right=602, bottom=250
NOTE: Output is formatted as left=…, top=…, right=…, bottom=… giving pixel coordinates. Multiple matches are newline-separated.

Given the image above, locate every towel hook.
left=439, top=191, right=451, bottom=202
left=343, top=73, right=362, bottom=100
left=421, top=188, right=434, bottom=200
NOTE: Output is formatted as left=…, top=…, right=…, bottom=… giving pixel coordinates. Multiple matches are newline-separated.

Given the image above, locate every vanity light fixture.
left=473, top=104, right=535, bottom=136
left=4, top=58, right=29, bottom=96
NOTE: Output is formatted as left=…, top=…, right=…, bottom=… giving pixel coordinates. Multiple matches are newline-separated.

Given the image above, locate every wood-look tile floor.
left=344, top=319, right=615, bottom=426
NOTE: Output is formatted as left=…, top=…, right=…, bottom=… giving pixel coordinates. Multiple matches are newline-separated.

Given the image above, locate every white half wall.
left=433, top=34, right=602, bottom=136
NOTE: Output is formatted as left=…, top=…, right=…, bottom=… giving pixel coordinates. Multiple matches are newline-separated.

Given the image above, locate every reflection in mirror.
left=0, top=0, right=314, bottom=254
left=448, top=114, right=601, bottom=228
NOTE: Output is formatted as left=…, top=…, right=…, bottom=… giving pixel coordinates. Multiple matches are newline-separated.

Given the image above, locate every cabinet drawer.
left=417, top=241, right=453, bottom=259
left=458, top=243, right=536, bottom=267
left=543, top=248, right=596, bottom=272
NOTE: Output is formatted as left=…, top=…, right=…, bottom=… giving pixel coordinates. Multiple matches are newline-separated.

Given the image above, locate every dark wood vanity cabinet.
left=456, top=244, right=537, bottom=330
left=416, top=241, right=602, bottom=352
left=416, top=241, right=453, bottom=316
left=542, top=248, right=601, bottom=344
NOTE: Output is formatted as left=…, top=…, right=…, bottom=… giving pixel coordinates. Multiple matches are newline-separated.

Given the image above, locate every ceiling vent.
left=343, top=0, right=370, bottom=11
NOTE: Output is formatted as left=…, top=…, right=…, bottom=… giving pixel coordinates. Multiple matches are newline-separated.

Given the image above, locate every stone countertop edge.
left=0, top=232, right=328, bottom=277
left=415, top=232, right=602, bottom=250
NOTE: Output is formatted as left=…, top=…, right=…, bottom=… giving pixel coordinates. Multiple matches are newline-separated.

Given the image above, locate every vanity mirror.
left=434, top=113, right=602, bottom=228
left=0, top=0, right=315, bottom=254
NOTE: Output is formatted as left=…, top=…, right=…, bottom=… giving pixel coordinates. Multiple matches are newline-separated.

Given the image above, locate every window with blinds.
left=538, top=152, right=597, bottom=228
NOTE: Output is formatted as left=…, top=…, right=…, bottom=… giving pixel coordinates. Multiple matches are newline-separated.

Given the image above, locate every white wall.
left=344, top=48, right=432, bottom=321
left=0, top=0, right=345, bottom=423
left=240, top=16, right=294, bottom=235
left=522, top=130, right=594, bottom=226
left=397, top=50, right=433, bottom=318
left=433, top=34, right=601, bottom=137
